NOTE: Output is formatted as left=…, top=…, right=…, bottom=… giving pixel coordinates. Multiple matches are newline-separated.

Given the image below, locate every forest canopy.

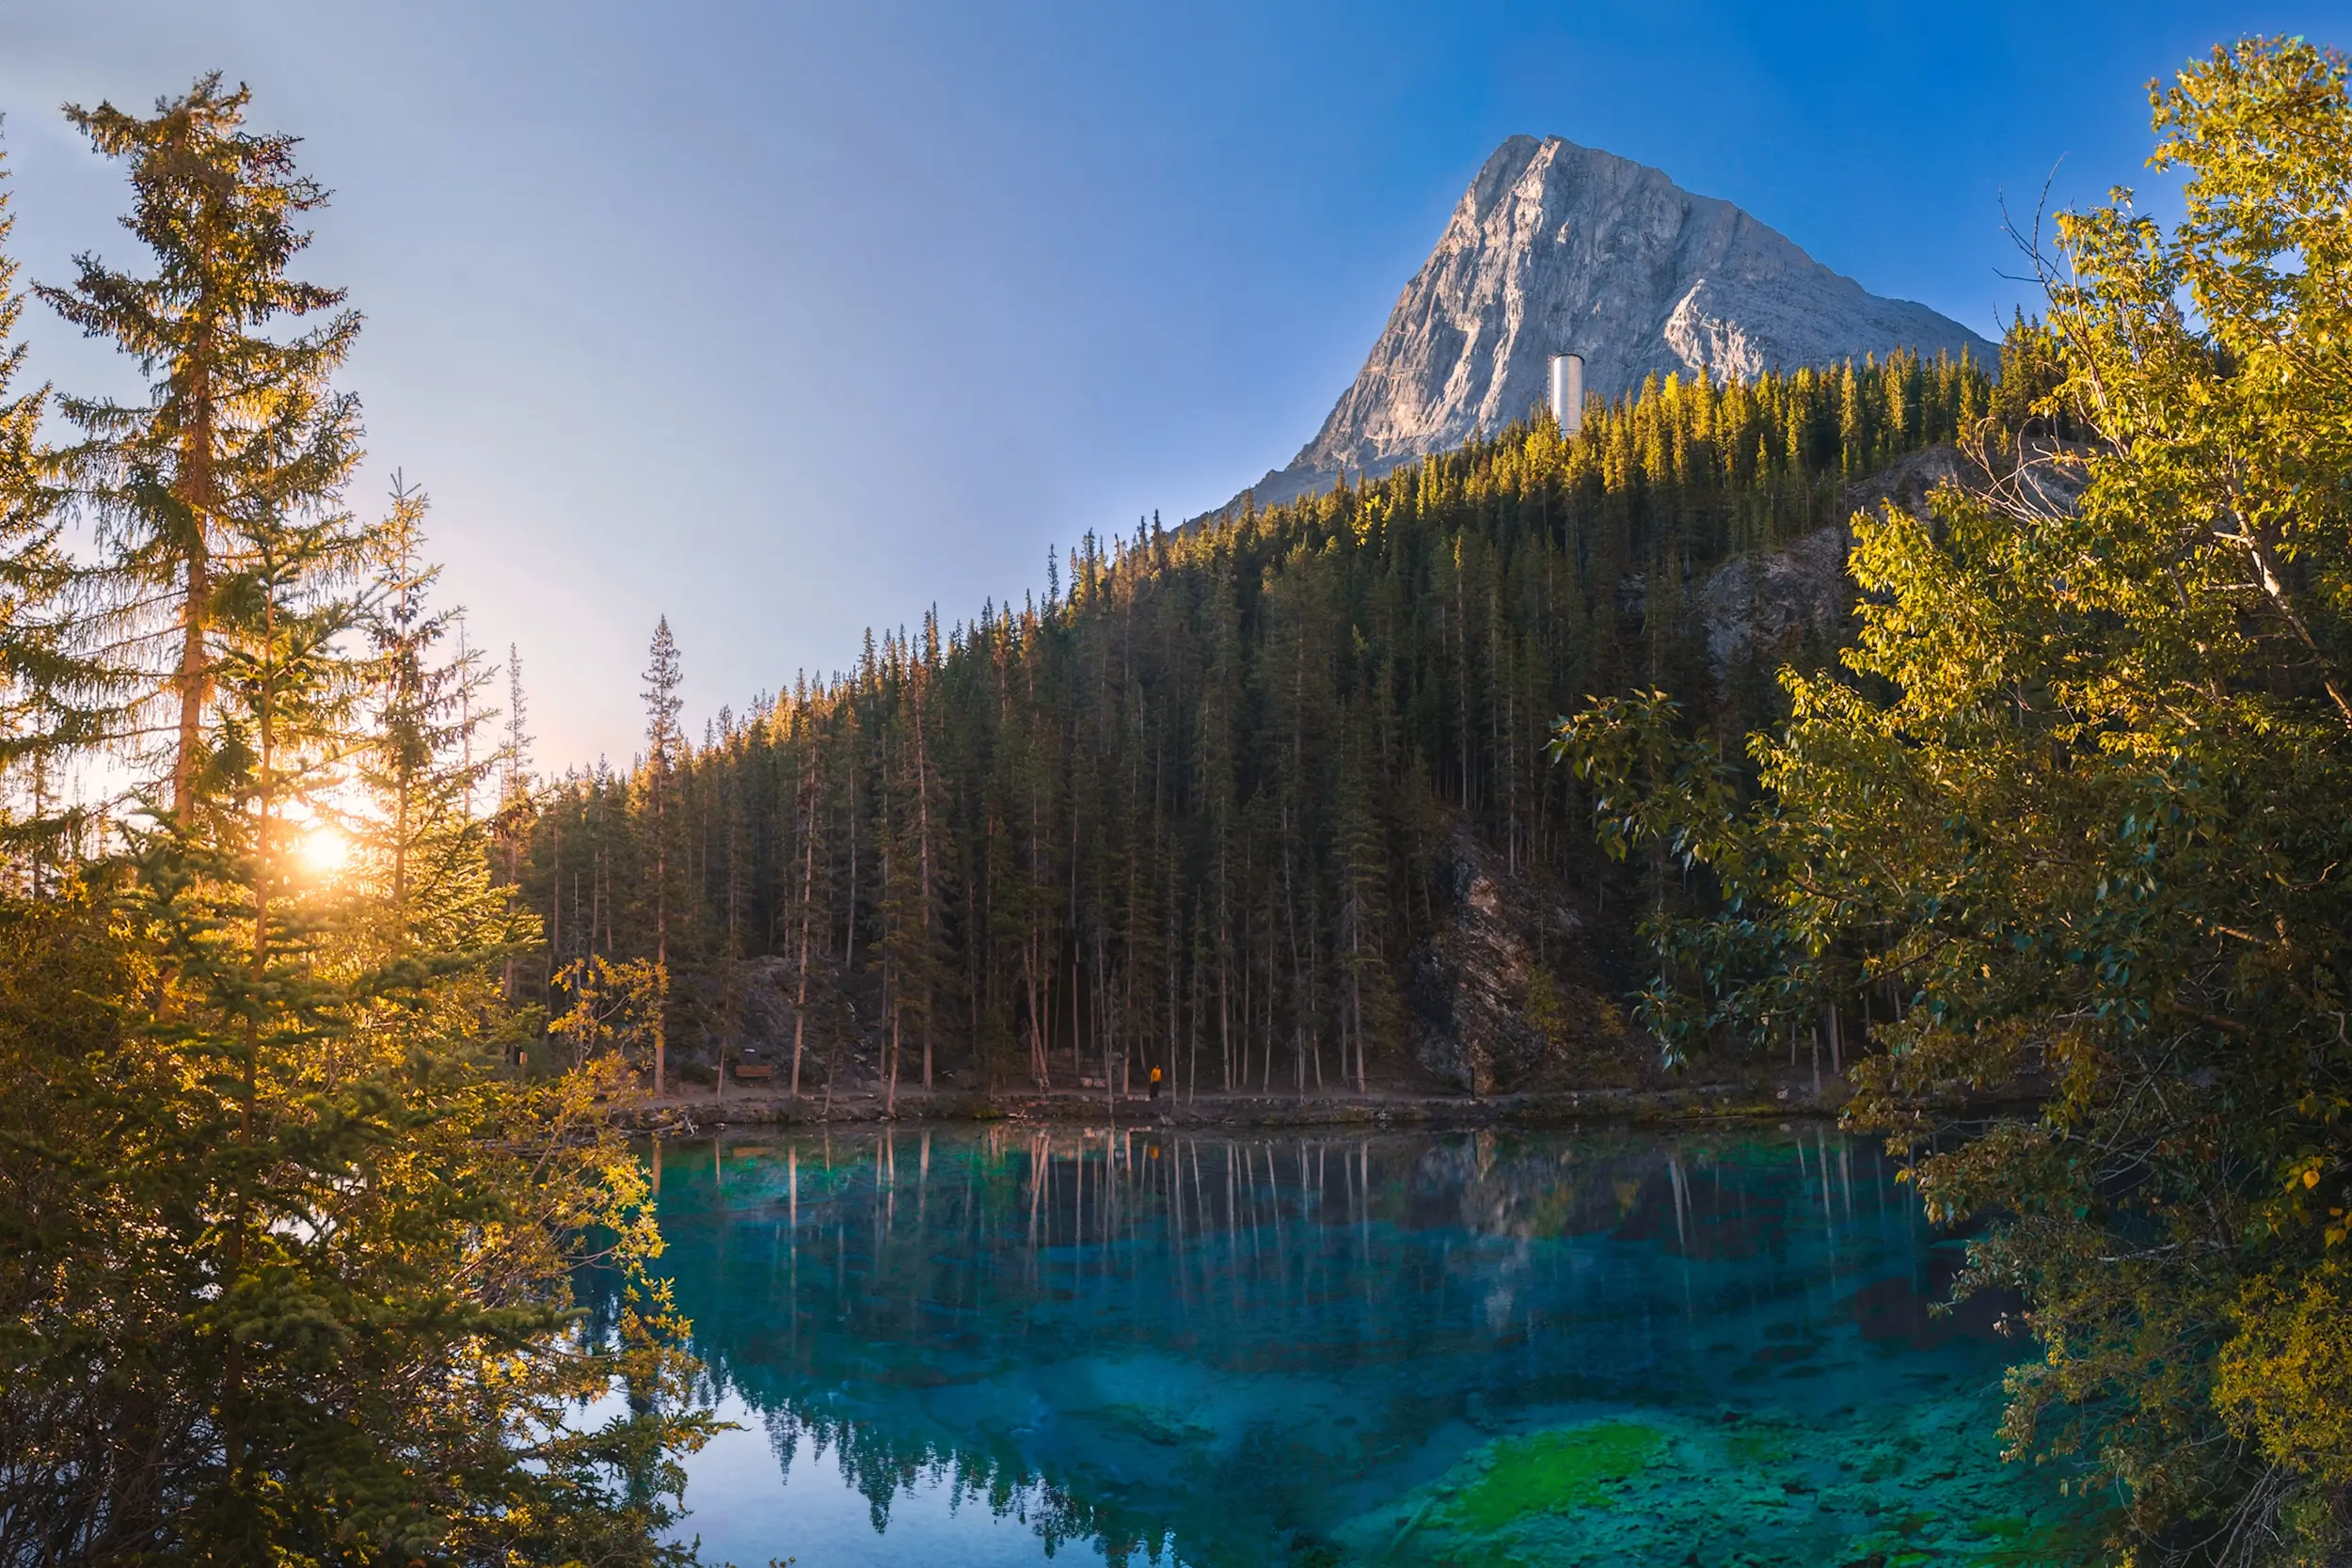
left=520, top=341, right=1994, bottom=1106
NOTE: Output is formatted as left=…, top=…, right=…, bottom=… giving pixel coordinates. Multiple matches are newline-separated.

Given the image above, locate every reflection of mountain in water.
left=621, top=1128, right=2065, bottom=1567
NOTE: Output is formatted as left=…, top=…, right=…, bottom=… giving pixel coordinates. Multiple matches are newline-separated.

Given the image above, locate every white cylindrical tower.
left=1549, top=353, right=1585, bottom=436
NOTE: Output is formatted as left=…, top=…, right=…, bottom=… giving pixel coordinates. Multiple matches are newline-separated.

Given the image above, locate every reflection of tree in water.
left=644, top=1127, right=1928, bottom=1568
left=757, top=1400, right=1168, bottom=1561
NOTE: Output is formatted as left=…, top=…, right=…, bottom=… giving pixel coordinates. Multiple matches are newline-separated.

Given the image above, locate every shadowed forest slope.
left=517, top=345, right=2022, bottom=1100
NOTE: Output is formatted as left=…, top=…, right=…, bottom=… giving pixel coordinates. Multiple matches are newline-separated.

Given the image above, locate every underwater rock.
left=1331, top=1402, right=2106, bottom=1567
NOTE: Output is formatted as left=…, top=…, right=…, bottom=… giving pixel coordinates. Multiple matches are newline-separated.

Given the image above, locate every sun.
left=297, top=824, right=350, bottom=878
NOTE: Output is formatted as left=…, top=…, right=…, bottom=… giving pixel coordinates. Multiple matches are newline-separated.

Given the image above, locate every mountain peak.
left=1223, top=136, right=1993, bottom=515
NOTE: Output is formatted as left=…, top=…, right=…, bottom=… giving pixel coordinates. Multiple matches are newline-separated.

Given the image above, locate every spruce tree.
left=0, top=83, right=714, bottom=1563
left=0, top=133, right=79, bottom=880
left=359, top=474, right=500, bottom=953
left=641, top=616, right=683, bottom=1096
left=498, top=641, right=533, bottom=1002
left=513, top=329, right=1997, bottom=1106
left=40, top=75, right=362, bottom=824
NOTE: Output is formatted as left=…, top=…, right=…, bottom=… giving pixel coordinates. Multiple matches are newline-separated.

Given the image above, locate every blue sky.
left=0, top=0, right=2332, bottom=764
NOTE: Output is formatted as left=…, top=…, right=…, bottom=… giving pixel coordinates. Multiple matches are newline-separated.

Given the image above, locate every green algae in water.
left=630, top=1127, right=2109, bottom=1567
left=1093, top=1401, right=1217, bottom=1448
left=1355, top=1395, right=2107, bottom=1568
left=1344, top=1373, right=2114, bottom=1567
left=1724, top=1420, right=1799, bottom=1465
left=1446, top=1421, right=1666, bottom=1528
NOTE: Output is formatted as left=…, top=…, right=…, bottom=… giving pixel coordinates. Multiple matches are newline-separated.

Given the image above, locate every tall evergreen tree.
left=359, top=474, right=499, bottom=954
left=0, top=81, right=714, bottom=1563
left=497, top=641, right=533, bottom=1001
left=641, top=616, right=683, bottom=1096
left=519, top=341, right=1998, bottom=1105
left=40, top=75, right=362, bottom=824
left=0, top=131, right=77, bottom=881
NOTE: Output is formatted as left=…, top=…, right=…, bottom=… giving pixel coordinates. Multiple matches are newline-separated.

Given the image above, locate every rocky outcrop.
left=1690, top=446, right=1974, bottom=688
left=1223, top=135, right=1994, bottom=515
left=1408, top=833, right=1638, bottom=1096
left=1694, top=526, right=1852, bottom=688
left=1690, top=442, right=2090, bottom=691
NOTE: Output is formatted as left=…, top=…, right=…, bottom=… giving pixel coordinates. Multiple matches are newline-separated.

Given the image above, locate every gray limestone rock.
left=1222, top=135, right=1994, bottom=516
left=1407, top=833, right=1632, bottom=1097
left=1691, top=441, right=2083, bottom=692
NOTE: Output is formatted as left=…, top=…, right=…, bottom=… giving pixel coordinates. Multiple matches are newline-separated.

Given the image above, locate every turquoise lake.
left=639, top=1125, right=2102, bottom=1567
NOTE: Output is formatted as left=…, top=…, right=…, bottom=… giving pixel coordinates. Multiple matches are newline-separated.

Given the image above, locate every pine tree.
left=498, top=641, right=533, bottom=1002
left=360, top=474, right=499, bottom=953
left=40, top=76, right=361, bottom=824
left=0, top=84, right=713, bottom=1562
left=0, top=133, right=79, bottom=884
left=641, top=616, right=683, bottom=1096
left=514, top=341, right=1997, bottom=1102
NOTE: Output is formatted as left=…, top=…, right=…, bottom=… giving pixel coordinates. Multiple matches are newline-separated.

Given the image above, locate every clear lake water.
left=635, top=1123, right=2105, bottom=1567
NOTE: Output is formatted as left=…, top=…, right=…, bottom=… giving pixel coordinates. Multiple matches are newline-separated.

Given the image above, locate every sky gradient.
left=0, top=0, right=2334, bottom=766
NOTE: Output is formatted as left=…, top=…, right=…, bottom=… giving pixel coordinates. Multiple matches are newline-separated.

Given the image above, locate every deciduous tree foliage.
left=1559, top=38, right=2352, bottom=1567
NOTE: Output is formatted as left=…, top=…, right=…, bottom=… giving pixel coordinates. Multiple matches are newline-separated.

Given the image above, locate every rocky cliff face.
left=1229, top=135, right=1994, bottom=514
left=1408, top=832, right=1643, bottom=1096
left=1691, top=442, right=2087, bottom=693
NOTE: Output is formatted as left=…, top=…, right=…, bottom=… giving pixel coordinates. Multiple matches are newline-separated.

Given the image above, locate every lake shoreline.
left=631, top=1076, right=2042, bottom=1132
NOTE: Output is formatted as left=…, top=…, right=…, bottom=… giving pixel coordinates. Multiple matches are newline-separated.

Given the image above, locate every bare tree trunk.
left=1456, top=551, right=1470, bottom=813
left=547, top=822, right=562, bottom=993
left=915, top=699, right=934, bottom=1092
left=886, top=972, right=900, bottom=1118
left=791, top=749, right=818, bottom=1102
left=843, top=736, right=860, bottom=977
left=171, top=360, right=216, bottom=826
left=1281, top=805, right=1306, bottom=1101
left=1023, top=937, right=1049, bottom=1087
left=654, top=834, right=667, bottom=1100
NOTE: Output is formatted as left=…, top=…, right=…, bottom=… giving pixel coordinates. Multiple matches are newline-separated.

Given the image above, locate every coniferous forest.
left=1, top=33, right=2349, bottom=1568
left=521, top=345, right=1998, bottom=1105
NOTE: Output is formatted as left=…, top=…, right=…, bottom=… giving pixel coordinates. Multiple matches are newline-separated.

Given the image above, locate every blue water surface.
left=644, top=1124, right=2097, bottom=1567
